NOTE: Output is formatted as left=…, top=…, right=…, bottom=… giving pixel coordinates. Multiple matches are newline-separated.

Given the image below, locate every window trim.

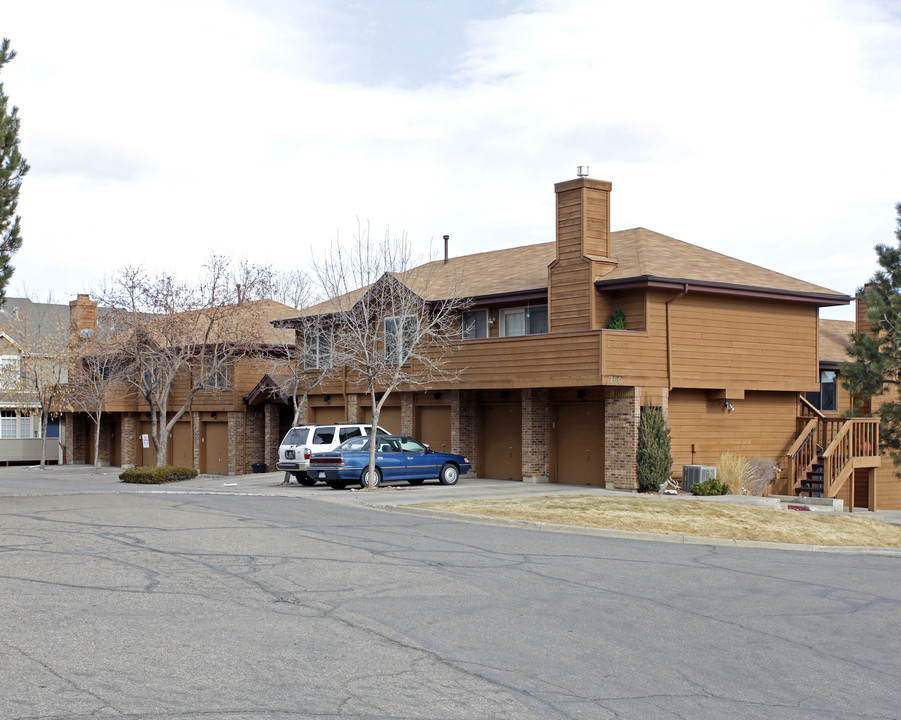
left=303, top=328, right=332, bottom=371
left=462, top=309, right=489, bottom=340
left=499, top=305, right=548, bottom=337
left=384, top=315, right=417, bottom=365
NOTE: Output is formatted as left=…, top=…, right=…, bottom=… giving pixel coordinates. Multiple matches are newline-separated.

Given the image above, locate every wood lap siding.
left=668, top=390, right=798, bottom=473
left=667, top=295, right=819, bottom=390
left=441, top=332, right=603, bottom=388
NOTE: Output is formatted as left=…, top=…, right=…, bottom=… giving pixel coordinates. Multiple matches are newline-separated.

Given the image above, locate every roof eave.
left=594, top=275, right=851, bottom=307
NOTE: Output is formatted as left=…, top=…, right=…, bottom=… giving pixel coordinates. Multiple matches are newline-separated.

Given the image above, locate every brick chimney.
left=69, top=294, right=98, bottom=338
left=548, top=175, right=617, bottom=332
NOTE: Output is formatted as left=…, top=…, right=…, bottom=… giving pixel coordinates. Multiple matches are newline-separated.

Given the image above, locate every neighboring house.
left=269, top=174, right=889, bottom=508
left=0, top=297, right=68, bottom=464
left=64, top=296, right=299, bottom=474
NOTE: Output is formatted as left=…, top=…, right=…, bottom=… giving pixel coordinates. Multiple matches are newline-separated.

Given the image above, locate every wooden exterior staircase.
left=781, top=397, right=881, bottom=511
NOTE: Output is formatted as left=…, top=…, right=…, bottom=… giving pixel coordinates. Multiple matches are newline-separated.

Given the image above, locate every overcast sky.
left=4, top=0, right=900, bottom=319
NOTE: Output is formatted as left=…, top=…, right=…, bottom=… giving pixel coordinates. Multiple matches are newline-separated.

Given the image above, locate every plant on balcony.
left=606, top=310, right=626, bottom=330
left=637, top=404, right=672, bottom=491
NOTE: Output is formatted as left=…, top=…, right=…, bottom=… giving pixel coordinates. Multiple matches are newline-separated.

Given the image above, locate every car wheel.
left=439, top=463, right=459, bottom=485
left=296, top=473, right=317, bottom=486
left=408, top=478, right=425, bottom=486
left=327, top=480, right=347, bottom=490
left=359, top=467, right=382, bottom=489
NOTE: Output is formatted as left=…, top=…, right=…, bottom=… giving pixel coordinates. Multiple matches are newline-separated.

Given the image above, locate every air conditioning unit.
left=682, top=465, right=717, bottom=492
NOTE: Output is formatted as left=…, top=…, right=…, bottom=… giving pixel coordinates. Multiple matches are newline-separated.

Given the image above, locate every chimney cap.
left=577, top=166, right=589, bottom=177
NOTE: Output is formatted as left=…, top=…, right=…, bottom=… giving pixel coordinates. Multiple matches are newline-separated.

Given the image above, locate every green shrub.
left=690, top=478, right=730, bottom=496
left=606, top=310, right=626, bottom=330
left=119, top=466, right=198, bottom=484
left=637, top=404, right=672, bottom=491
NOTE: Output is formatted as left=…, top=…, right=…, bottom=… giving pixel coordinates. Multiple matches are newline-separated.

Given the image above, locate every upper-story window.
left=0, top=356, right=20, bottom=388
left=462, top=310, right=489, bottom=340
left=304, top=330, right=332, bottom=370
left=499, top=305, right=548, bottom=337
left=385, top=315, right=416, bottom=365
left=807, top=370, right=837, bottom=413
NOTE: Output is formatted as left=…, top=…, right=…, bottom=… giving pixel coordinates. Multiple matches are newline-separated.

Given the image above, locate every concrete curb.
left=379, top=504, right=901, bottom=557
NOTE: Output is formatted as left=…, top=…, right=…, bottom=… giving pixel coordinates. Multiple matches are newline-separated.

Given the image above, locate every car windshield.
left=282, top=428, right=309, bottom=445
left=336, top=436, right=370, bottom=452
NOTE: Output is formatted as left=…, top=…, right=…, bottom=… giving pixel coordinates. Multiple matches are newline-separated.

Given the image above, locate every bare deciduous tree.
left=98, top=255, right=269, bottom=467
left=67, top=327, right=129, bottom=472
left=311, top=223, right=470, bottom=488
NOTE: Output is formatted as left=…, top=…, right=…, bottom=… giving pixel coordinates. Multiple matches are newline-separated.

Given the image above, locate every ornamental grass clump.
left=714, top=453, right=776, bottom=495
left=119, top=466, right=198, bottom=484
left=714, top=452, right=752, bottom=494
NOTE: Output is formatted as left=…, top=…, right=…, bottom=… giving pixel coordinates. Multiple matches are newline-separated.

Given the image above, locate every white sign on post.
left=141, top=434, right=150, bottom=449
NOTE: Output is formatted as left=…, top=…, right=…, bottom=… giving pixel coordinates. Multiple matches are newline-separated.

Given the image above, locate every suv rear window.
left=282, top=428, right=309, bottom=445
left=339, top=426, right=363, bottom=442
left=311, top=426, right=336, bottom=445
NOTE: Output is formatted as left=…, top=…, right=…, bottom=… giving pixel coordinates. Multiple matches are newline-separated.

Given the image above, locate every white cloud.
left=1, top=0, right=898, bottom=321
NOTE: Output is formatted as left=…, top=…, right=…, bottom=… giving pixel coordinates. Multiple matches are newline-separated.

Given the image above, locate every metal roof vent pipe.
left=443, top=235, right=450, bottom=264
left=577, top=165, right=589, bottom=177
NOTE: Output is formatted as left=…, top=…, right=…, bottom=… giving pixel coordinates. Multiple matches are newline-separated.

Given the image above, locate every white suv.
left=276, top=423, right=389, bottom=485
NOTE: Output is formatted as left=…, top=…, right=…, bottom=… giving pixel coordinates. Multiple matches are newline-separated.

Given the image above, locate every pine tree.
left=842, top=203, right=901, bottom=466
left=0, top=38, right=29, bottom=304
left=636, top=403, right=672, bottom=491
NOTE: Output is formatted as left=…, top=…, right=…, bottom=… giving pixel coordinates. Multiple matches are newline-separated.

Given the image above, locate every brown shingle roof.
left=819, top=319, right=855, bottom=363
left=284, top=228, right=847, bottom=320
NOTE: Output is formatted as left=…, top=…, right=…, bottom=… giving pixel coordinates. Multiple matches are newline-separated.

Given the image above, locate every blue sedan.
left=308, top=435, right=471, bottom=490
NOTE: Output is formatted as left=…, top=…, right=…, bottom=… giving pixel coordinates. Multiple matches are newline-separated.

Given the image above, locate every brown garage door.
left=138, top=421, right=161, bottom=467
left=555, top=403, right=604, bottom=485
left=417, top=406, right=451, bottom=452
left=203, top=422, right=228, bottom=475
left=482, top=404, right=522, bottom=480
left=170, top=421, right=193, bottom=468
left=313, top=406, right=346, bottom=424
left=364, top=406, right=401, bottom=435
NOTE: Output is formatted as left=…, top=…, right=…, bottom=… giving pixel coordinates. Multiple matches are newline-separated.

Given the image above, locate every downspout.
left=665, top=284, right=690, bottom=390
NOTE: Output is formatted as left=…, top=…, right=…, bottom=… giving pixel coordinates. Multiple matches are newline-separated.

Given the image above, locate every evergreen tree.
left=636, top=403, right=672, bottom=491
left=842, top=203, right=901, bottom=466
left=0, top=38, right=29, bottom=304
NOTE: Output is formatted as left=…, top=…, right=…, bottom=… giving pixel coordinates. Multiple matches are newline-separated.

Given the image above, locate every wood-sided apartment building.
left=270, top=174, right=888, bottom=509
left=66, top=174, right=890, bottom=509
left=64, top=297, right=300, bottom=475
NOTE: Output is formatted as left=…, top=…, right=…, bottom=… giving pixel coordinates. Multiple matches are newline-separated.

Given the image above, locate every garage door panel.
left=313, top=406, right=346, bottom=425
left=417, top=406, right=451, bottom=453
left=203, top=422, right=228, bottom=475
left=483, top=404, right=522, bottom=481
left=555, top=403, right=604, bottom=486
left=364, top=406, right=401, bottom=435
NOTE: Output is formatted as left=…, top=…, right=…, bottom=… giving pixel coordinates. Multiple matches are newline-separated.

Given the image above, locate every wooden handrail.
left=784, top=418, right=819, bottom=494
left=799, top=394, right=826, bottom=420
left=821, top=418, right=880, bottom=498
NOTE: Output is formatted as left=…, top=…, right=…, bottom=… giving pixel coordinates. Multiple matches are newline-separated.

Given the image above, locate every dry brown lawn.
left=414, top=495, right=901, bottom=547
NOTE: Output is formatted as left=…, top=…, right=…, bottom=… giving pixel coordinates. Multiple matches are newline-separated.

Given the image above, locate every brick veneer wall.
left=605, top=386, right=640, bottom=489
left=346, top=394, right=359, bottom=422
left=522, top=388, right=549, bottom=482
left=452, top=390, right=477, bottom=473
left=192, top=412, right=201, bottom=470
left=227, top=411, right=245, bottom=475
left=264, top=404, right=280, bottom=471
left=604, top=386, right=670, bottom=490
left=245, top=407, right=265, bottom=469
left=401, top=393, right=414, bottom=435
left=67, top=412, right=87, bottom=464
left=121, top=413, right=136, bottom=468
